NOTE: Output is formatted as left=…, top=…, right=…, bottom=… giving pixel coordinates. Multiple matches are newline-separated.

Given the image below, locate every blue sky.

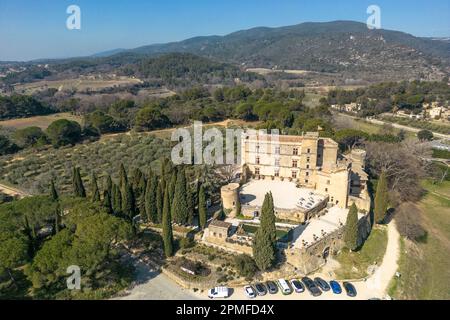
left=0, top=0, right=449, bottom=61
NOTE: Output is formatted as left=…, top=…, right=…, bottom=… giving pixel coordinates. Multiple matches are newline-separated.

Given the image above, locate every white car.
left=244, top=285, right=256, bottom=298
left=208, top=286, right=229, bottom=299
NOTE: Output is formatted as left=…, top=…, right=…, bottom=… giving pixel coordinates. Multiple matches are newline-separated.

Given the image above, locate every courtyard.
left=240, top=179, right=327, bottom=211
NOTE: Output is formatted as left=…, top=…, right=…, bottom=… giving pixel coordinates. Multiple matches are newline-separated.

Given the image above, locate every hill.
left=123, top=21, right=450, bottom=82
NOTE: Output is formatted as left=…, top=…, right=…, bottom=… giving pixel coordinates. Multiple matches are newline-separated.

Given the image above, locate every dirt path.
left=0, top=183, right=29, bottom=198
left=363, top=221, right=400, bottom=298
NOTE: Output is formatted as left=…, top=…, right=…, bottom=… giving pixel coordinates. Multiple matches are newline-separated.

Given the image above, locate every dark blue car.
left=329, top=280, right=342, bottom=294
left=343, top=282, right=357, bottom=297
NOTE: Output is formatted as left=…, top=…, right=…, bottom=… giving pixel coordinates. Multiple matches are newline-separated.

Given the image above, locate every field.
left=334, top=227, right=388, bottom=280
left=388, top=180, right=450, bottom=299
left=0, top=112, right=83, bottom=130
left=14, top=76, right=143, bottom=94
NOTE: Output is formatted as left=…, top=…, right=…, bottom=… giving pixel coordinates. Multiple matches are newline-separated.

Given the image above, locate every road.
left=337, top=112, right=450, bottom=140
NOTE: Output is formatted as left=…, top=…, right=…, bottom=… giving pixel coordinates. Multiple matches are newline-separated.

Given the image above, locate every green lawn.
left=334, top=227, right=388, bottom=280
left=389, top=181, right=450, bottom=300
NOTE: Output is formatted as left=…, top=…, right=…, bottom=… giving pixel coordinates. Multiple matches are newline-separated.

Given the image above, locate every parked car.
left=343, top=282, right=357, bottom=297
left=329, top=281, right=342, bottom=294
left=314, top=277, right=330, bottom=291
left=290, top=279, right=305, bottom=293
left=277, top=279, right=293, bottom=295
left=208, top=286, right=229, bottom=299
left=301, top=277, right=322, bottom=297
left=266, top=281, right=278, bottom=294
left=254, top=283, right=267, bottom=296
left=244, top=285, right=256, bottom=299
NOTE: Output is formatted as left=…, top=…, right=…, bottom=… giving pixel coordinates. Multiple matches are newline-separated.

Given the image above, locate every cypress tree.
left=122, top=182, right=136, bottom=221
left=72, top=167, right=86, bottom=198
left=198, top=184, right=207, bottom=230
left=136, top=173, right=147, bottom=215
left=50, top=180, right=60, bottom=233
left=252, top=192, right=276, bottom=271
left=105, top=175, right=113, bottom=196
left=131, top=168, right=143, bottom=190
left=162, top=185, right=174, bottom=257
left=374, top=171, right=389, bottom=224
left=168, top=170, right=177, bottom=206
left=50, top=179, right=59, bottom=201
left=102, top=190, right=113, bottom=214
left=111, top=184, right=122, bottom=215
left=145, top=174, right=158, bottom=223
left=156, top=179, right=164, bottom=223
left=119, top=163, right=128, bottom=190
left=344, top=203, right=359, bottom=251
left=186, top=185, right=195, bottom=226
left=266, top=192, right=276, bottom=243
left=235, top=195, right=242, bottom=217
left=90, top=172, right=100, bottom=203
left=172, top=168, right=189, bottom=224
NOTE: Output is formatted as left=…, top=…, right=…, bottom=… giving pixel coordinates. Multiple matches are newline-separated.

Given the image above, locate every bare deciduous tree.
left=366, top=140, right=432, bottom=203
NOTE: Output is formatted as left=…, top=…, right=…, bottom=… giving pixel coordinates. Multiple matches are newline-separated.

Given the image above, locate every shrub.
left=234, top=254, right=258, bottom=278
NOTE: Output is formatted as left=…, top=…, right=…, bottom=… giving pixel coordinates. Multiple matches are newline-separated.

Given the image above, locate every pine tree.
left=102, top=190, right=113, bottom=214
left=50, top=180, right=60, bottom=233
left=198, top=184, right=207, bottom=230
left=145, top=174, right=158, bottom=223
left=72, top=167, right=86, bottom=198
left=252, top=192, right=276, bottom=271
left=172, top=169, right=189, bottom=224
left=374, top=171, right=389, bottom=224
left=344, top=203, right=359, bottom=251
left=90, top=172, right=101, bottom=203
left=162, top=185, right=174, bottom=257
left=156, top=179, right=164, bottom=223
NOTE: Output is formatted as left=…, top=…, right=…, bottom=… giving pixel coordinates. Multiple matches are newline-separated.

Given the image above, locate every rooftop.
left=209, top=220, right=232, bottom=229
left=240, top=179, right=327, bottom=211
left=292, top=206, right=364, bottom=249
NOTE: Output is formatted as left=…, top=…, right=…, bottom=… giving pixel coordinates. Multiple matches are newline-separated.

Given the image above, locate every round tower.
left=220, top=183, right=240, bottom=217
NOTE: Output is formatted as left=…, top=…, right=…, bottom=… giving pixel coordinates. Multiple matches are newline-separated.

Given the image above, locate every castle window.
left=292, top=160, right=298, bottom=168
left=307, top=148, right=311, bottom=153
left=325, top=188, right=328, bottom=192
left=306, top=172, right=309, bottom=176
left=255, top=167, right=260, bottom=175
left=256, top=156, right=260, bottom=164
left=306, top=164, right=310, bottom=169
left=275, top=159, right=280, bottom=166
left=293, top=148, right=299, bottom=155
left=327, top=180, right=331, bottom=185
left=305, top=179, right=309, bottom=183
left=292, top=171, right=297, bottom=179
left=275, top=146, right=280, bottom=154
left=274, top=169, right=279, bottom=177
left=256, top=144, right=260, bottom=152
left=307, top=157, right=310, bottom=163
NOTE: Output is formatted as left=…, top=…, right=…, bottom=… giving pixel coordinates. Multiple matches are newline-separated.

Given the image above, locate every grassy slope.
left=0, top=113, right=83, bottom=130
left=389, top=180, right=450, bottom=300
left=334, top=227, right=388, bottom=280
